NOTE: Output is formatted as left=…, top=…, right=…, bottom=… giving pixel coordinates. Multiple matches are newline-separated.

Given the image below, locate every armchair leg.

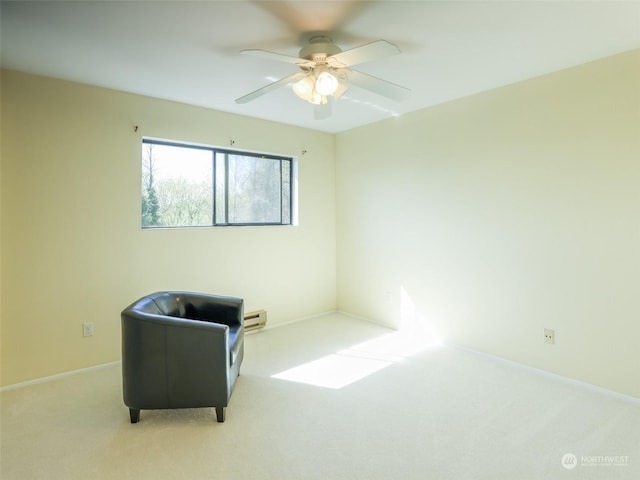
left=215, top=407, right=225, bottom=423
left=129, top=408, right=140, bottom=423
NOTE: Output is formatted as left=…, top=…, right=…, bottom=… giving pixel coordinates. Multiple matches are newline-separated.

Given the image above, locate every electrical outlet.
left=83, top=322, right=94, bottom=337
left=544, top=328, right=555, bottom=345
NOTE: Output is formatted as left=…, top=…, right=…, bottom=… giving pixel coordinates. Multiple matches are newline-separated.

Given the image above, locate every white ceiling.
left=2, top=0, right=639, bottom=133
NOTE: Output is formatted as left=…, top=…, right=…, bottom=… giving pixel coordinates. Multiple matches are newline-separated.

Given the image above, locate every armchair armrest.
left=122, top=310, right=232, bottom=409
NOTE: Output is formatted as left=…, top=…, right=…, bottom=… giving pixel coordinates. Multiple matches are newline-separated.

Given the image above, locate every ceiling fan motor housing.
left=299, top=36, right=342, bottom=62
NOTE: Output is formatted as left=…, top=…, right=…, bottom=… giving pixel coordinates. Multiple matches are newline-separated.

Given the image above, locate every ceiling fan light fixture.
left=308, top=91, right=326, bottom=105
left=293, top=74, right=329, bottom=105
left=315, top=70, right=339, bottom=96
left=292, top=76, right=315, bottom=102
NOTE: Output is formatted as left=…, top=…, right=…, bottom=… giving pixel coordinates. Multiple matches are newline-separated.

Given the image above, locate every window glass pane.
left=282, top=160, right=291, bottom=224
left=141, top=139, right=294, bottom=228
left=227, top=154, right=282, bottom=224
left=215, top=152, right=226, bottom=224
left=141, top=143, right=212, bottom=227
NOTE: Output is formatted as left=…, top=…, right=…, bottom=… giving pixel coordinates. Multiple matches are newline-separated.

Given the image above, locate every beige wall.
left=336, top=50, right=640, bottom=398
left=3, top=49, right=639, bottom=398
left=1, top=71, right=337, bottom=386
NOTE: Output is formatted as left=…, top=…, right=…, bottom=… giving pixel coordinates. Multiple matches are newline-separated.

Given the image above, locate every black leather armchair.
left=121, top=291, right=244, bottom=423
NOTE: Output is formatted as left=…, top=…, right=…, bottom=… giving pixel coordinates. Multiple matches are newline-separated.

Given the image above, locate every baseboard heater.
left=244, top=309, right=267, bottom=332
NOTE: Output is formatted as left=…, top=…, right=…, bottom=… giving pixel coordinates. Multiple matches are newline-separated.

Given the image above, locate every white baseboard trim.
left=248, top=309, right=395, bottom=334
left=1, top=361, right=122, bottom=392
left=452, top=344, right=640, bottom=406
left=337, top=310, right=397, bottom=329
left=337, top=310, right=640, bottom=404
left=4, top=313, right=638, bottom=405
left=245, top=309, right=339, bottom=334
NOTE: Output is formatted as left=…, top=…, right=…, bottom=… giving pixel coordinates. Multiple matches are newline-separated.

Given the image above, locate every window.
left=141, top=139, right=294, bottom=228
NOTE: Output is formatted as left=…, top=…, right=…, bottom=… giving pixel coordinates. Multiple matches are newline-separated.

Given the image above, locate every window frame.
left=141, top=138, right=296, bottom=229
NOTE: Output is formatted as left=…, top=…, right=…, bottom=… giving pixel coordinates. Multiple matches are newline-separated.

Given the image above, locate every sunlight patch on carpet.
left=272, top=354, right=392, bottom=389
left=272, top=286, right=442, bottom=389
left=272, top=329, right=438, bottom=389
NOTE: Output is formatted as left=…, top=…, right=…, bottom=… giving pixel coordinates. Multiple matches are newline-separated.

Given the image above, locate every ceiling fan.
left=235, top=36, right=410, bottom=119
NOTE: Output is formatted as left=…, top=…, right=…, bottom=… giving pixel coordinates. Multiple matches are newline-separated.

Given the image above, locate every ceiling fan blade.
left=241, top=49, right=309, bottom=66
left=314, top=99, right=332, bottom=120
left=347, top=69, right=410, bottom=102
left=235, top=73, right=303, bottom=104
left=327, top=40, right=400, bottom=68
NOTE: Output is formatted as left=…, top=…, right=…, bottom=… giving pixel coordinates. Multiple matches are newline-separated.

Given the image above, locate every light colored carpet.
left=2, top=313, right=639, bottom=479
